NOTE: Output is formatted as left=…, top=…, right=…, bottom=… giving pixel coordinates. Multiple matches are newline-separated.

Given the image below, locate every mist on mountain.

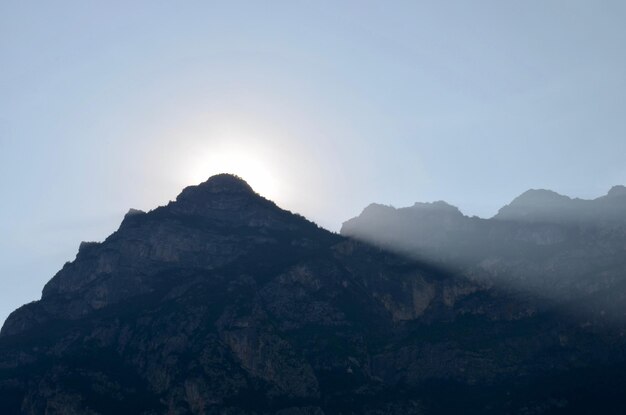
left=342, top=186, right=626, bottom=317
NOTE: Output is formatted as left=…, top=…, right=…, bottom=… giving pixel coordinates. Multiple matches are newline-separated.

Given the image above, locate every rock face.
left=2, top=176, right=626, bottom=414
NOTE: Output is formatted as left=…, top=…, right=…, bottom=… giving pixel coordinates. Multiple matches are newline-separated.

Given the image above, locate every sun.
left=186, top=148, right=281, bottom=201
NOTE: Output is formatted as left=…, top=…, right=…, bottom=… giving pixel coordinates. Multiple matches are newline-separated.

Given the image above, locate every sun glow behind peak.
left=186, top=146, right=282, bottom=202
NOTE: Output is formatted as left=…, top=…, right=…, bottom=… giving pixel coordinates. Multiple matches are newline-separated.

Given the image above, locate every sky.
left=1, top=1, right=626, bottom=325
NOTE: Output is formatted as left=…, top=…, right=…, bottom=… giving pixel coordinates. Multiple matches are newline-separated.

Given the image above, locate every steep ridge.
left=2, top=174, right=335, bottom=337
left=1, top=176, right=626, bottom=414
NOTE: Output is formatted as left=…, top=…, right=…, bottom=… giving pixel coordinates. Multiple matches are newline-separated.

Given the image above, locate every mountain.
left=342, top=187, right=626, bottom=302
left=494, top=186, right=626, bottom=224
left=2, top=176, right=626, bottom=414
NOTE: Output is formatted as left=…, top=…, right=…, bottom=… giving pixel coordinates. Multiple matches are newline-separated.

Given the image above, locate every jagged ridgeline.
left=341, top=186, right=626, bottom=302
left=2, top=175, right=626, bottom=414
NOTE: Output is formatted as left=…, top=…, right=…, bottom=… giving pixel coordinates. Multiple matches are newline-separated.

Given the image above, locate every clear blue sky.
left=1, top=1, right=626, bottom=324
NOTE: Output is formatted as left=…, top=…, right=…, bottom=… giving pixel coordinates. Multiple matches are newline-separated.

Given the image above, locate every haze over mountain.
left=2, top=175, right=626, bottom=414
left=342, top=186, right=626, bottom=305
left=494, top=185, right=626, bottom=224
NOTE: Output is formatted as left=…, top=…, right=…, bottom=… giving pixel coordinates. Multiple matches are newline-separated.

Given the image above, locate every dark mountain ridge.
left=2, top=176, right=626, bottom=414
left=3, top=174, right=334, bottom=337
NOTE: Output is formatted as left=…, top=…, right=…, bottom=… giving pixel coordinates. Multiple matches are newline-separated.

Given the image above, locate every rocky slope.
left=2, top=176, right=626, bottom=414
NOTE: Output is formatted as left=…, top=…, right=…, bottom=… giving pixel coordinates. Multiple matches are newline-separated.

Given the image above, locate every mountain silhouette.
left=2, top=176, right=626, bottom=414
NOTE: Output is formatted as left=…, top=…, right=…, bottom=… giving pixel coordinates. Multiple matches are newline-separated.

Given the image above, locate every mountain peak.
left=163, top=173, right=288, bottom=223
left=410, top=200, right=463, bottom=216
left=607, top=185, right=626, bottom=198
left=512, top=188, right=571, bottom=204
left=177, top=174, right=255, bottom=201
left=170, top=173, right=265, bottom=215
left=493, top=189, right=574, bottom=222
left=361, top=203, right=396, bottom=214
